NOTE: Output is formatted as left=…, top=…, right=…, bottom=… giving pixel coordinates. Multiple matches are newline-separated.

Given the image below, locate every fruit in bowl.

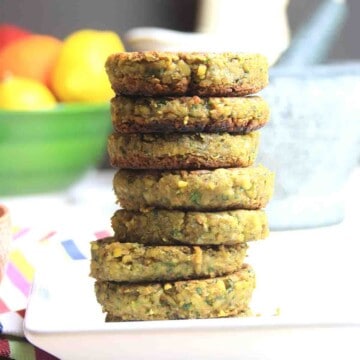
left=0, top=75, right=57, bottom=110
left=0, top=26, right=125, bottom=195
left=51, top=29, right=124, bottom=102
left=0, top=34, right=62, bottom=88
left=0, top=26, right=125, bottom=102
left=0, top=23, right=31, bottom=50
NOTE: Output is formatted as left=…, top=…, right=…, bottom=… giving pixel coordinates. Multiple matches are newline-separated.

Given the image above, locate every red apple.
left=0, top=23, right=31, bottom=50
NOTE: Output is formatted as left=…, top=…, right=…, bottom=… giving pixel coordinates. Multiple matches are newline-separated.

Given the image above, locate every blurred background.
left=2, top=0, right=360, bottom=61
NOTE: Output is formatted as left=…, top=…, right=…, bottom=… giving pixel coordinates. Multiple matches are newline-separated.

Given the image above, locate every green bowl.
left=0, top=103, right=111, bottom=196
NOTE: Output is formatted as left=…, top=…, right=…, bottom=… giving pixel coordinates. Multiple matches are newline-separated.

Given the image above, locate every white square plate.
left=24, top=225, right=360, bottom=360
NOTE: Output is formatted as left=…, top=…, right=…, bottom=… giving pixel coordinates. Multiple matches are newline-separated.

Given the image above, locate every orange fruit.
left=0, top=23, right=31, bottom=50
left=0, top=75, right=57, bottom=110
left=0, top=34, right=62, bottom=88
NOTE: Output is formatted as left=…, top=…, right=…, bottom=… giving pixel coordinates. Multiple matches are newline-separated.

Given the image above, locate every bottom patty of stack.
left=105, top=308, right=253, bottom=322
left=95, top=264, right=255, bottom=321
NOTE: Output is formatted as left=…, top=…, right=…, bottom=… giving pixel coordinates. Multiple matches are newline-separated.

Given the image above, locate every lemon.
left=50, top=29, right=124, bottom=102
left=0, top=76, right=57, bottom=110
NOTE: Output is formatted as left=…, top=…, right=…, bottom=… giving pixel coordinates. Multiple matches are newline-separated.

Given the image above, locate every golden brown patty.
left=113, top=165, right=275, bottom=211
left=95, top=264, right=255, bottom=321
left=111, top=209, right=269, bottom=245
left=90, top=238, right=247, bottom=282
left=105, top=51, right=268, bottom=96
left=107, top=132, right=259, bottom=170
left=110, top=95, right=270, bottom=133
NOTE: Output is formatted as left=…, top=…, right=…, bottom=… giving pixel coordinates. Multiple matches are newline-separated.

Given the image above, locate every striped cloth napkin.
left=0, top=225, right=111, bottom=359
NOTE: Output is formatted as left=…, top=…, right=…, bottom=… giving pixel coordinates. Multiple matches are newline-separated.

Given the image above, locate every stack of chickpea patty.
left=91, top=52, right=274, bottom=321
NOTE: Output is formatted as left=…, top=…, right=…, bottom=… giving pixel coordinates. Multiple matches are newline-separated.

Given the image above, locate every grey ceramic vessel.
left=258, top=63, right=360, bottom=229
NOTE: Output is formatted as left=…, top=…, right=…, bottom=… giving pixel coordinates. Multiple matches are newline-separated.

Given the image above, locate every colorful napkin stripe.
left=61, top=240, right=87, bottom=260
left=0, top=226, right=111, bottom=314
left=0, top=225, right=112, bottom=359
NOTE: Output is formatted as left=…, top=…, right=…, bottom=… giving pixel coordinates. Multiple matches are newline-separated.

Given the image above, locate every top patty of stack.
left=106, top=52, right=268, bottom=97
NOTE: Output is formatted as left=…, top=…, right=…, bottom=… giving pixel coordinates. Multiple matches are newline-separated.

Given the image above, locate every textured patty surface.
left=105, top=307, right=252, bottom=322
left=108, top=132, right=259, bottom=170
left=113, top=165, right=274, bottom=211
left=105, top=51, right=268, bottom=96
left=112, top=209, right=269, bottom=245
left=95, top=264, right=255, bottom=320
left=90, top=238, right=247, bottom=282
left=111, top=95, right=270, bottom=133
